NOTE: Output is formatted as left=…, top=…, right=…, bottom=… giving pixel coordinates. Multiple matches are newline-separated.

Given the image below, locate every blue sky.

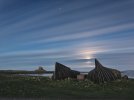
left=0, top=0, right=134, bottom=71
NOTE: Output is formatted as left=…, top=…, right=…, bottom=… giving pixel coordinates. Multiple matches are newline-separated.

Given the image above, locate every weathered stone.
left=88, top=59, right=121, bottom=83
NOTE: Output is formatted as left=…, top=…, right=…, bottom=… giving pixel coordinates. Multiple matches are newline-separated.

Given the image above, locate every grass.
left=0, top=74, right=134, bottom=99
left=0, top=70, right=48, bottom=74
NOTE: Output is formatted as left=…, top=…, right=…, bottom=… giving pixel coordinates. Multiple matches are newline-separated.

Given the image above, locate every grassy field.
left=0, top=74, right=134, bottom=99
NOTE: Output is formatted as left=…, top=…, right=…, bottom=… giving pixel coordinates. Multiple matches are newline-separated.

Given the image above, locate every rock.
left=38, top=66, right=45, bottom=71
left=35, top=66, right=46, bottom=73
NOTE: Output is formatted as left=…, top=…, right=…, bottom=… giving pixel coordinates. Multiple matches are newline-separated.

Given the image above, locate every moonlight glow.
left=0, top=0, right=134, bottom=71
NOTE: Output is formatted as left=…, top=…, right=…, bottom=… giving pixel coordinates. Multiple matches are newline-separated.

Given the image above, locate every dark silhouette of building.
left=88, top=59, right=121, bottom=83
left=54, top=62, right=80, bottom=80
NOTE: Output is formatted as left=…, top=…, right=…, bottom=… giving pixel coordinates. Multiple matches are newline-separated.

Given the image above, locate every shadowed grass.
left=0, top=74, right=134, bottom=99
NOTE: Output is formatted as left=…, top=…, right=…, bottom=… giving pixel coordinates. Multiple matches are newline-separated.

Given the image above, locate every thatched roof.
left=54, top=62, right=80, bottom=80
left=88, top=59, right=121, bottom=83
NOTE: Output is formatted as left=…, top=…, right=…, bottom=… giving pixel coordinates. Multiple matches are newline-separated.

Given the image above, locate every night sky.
left=0, top=0, right=134, bottom=71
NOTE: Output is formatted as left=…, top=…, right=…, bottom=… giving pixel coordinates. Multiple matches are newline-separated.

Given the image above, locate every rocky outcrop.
left=88, top=59, right=121, bottom=83
left=54, top=62, right=80, bottom=80
left=35, top=66, right=46, bottom=74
